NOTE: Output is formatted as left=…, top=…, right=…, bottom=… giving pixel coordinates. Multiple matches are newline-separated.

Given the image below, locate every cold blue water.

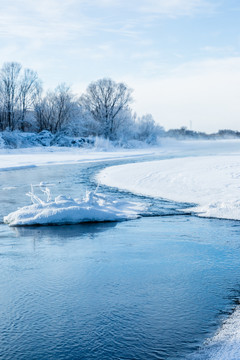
left=0, top=159, right=240, bottom=359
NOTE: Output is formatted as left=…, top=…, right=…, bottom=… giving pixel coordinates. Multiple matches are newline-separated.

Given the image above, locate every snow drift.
left=4, top=183, right=144, bottom=226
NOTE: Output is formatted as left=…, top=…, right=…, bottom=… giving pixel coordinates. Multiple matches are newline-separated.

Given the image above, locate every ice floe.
left=4, top=183, right=144, bottom=226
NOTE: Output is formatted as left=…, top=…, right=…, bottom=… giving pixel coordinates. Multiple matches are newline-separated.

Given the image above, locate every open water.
left=0, top=158, right=240, bottom=359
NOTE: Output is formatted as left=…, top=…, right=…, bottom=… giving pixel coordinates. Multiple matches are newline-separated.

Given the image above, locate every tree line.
left=0, top=62, right=163, bottom=143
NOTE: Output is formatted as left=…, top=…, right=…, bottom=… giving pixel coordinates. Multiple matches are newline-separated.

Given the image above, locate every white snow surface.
left=4, top=184, right=144, bottom=226
left=0, top=146, right=153, bottom=171
left=3, top=139, right=240, bottom=222
left=98, top=140, right=240, bottom=221
left=0, top=138, right=240, bottom=171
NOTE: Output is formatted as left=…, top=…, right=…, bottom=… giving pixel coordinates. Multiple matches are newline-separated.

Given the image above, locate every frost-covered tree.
left=112, top=109, right=136, bottom=143
left=50, top=84, right=76, bottom=133
left=0, top=62, right=42, bottom=131
left=80, top=78, right=133, bottom=139
left=35, top=84, right=78, bottom=133
left=34, top=97, right=54, bottom=132
left=0, top=63, right=166, bottom=147
left=136, top=114, right=164, bottom=143
left=19, top=68, right=42, bottom=131
left=68, top=105, right=100, bottom=137
left=0, top=62, right=21, bottom=130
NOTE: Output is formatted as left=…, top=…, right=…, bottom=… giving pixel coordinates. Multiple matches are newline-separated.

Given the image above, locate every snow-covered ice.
left=98, top=141, right=240, bottom=221
left=4, top=184, right=144, bottom=226
left=0, top=146, right=154, bottom=171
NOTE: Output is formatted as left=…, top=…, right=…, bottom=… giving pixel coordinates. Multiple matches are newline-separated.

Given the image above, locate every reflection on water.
left=13, top=222, right=118, bottom=240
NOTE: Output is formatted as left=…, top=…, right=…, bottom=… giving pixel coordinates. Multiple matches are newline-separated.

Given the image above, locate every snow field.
left=98, top=155, right=240, bottom=221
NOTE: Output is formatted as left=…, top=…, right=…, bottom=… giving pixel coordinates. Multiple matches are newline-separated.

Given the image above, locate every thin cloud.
left=139, top=0, right=217, bottom=17
left=0, top=0, right=99, bottom=41
left=201, top=45, right=239, bottom=57
left=0, top=0, right=218, bottom=46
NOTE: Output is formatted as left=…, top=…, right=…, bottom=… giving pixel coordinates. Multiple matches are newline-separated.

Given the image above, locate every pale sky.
left=1, top=0, right=240, bottom=132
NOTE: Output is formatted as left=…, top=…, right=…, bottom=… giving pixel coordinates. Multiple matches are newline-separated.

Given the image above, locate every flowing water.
left=0, top=158, right=240, bottom=359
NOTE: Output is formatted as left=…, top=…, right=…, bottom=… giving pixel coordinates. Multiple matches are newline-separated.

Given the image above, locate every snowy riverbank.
left=2, top=139, right=240, bottom=221
left=0, top=138, right=239, bottom=171
left=0, top=146, right=154, bottom=171
left=98, top=140, right=240, bottom=221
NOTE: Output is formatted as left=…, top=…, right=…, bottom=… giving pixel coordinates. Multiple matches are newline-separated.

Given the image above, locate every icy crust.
left=4, top=185, right=144, bottom=226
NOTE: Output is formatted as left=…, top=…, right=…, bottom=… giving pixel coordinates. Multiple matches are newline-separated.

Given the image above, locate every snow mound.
left=4, top=184, right=144, bottom=226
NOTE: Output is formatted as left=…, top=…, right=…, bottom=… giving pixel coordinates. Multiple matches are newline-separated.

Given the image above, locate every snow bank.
left=0, top=146, right=154, bottom=172
left=4, top=184, right=144, bottom=226
left=97, top=155, right=240, bottom=221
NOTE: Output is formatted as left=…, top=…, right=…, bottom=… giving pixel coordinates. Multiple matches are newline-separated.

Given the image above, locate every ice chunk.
left=4, top=184, right=144, bottom=226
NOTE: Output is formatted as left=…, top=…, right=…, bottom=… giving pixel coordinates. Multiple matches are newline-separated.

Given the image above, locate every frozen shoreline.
left=97, top=140, right=240, bottom=221
left=2, top=139, right=240, bottom=221
left=1, top=139, right=240, bottom=171
left=0, top=146, right=154, bottom=171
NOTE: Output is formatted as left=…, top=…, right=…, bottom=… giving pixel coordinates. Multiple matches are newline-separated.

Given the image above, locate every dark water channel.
left=0, top=158, right=240, bottom=359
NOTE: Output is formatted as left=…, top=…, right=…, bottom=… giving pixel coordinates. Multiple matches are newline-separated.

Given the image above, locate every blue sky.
left=1, top=0, right=240, bottom=132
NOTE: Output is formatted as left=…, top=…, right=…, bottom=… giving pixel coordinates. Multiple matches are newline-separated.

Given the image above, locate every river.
left=0, top=157, right=240, bottom=359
